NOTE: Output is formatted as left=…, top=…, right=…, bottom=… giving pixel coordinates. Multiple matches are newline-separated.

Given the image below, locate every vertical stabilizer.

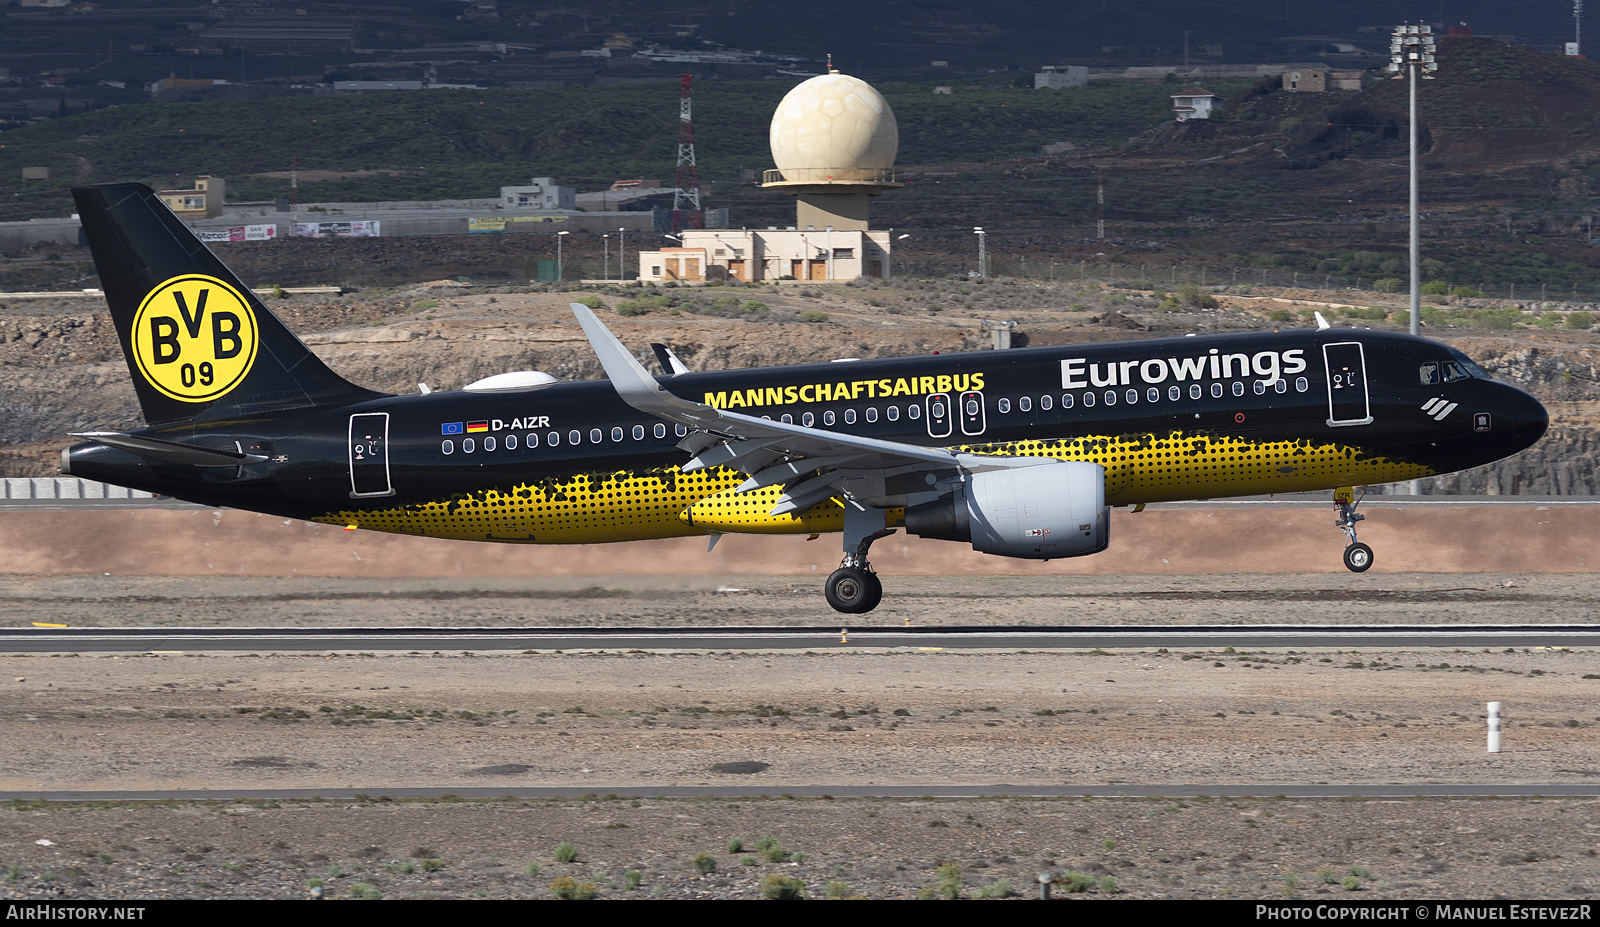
left=72, top=183, right=382, bottom=425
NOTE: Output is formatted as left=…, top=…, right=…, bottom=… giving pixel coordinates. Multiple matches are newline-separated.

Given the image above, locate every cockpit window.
left=1441, top=361, right=1471, bottom=383
left=1418, top=362, right=1439, bottom=385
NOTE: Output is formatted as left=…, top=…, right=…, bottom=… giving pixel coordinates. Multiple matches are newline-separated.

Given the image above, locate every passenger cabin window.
left=824, top=410, right=836, bottom=426
left=611, top=426, right=623, bottom=442
left=1169, top=386, right=1181, bottom=401
left=845, top=408, right=857, bottom=424
left=442, top=439, right=454, bottom=454
left=865, top=407, right=879, bottom=423
left=997, top=398, right=1011, bottom=413
left=1061, top=393, right=1074, bottom=409
left=1018, top=396, right=1031, bottom=412
left=886, top=406, right=899, bottom=421
left=506, top=434, right=518, bottom=449
left=633, top=425, right=645, bottom=440
left=907, top=404, right=921, bottom=420
left=569, top=430, right=581, bottom=445
left=548, top=431, right=560, bottom=446
left=484, top=436, right=496, bottom=451
left=590, top=428, right=603, bottom=444
left=654, top=423, right=667, bottom=439
left=1189, top=384, right=1202, bottom=400
left=802, top=412, right=814, bottom=426
left=527, top=433, right=539, bottom=447
left=463, top=438, right=475, bottom=453
left=1040, top=394, right=1052, bottom=411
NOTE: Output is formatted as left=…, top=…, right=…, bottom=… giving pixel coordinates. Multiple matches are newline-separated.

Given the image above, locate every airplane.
left=60, top=183, right=1549, bottom=614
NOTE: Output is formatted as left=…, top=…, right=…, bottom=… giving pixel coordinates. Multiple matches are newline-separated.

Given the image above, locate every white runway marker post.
left=1487, top=701, right=1503, bottom=753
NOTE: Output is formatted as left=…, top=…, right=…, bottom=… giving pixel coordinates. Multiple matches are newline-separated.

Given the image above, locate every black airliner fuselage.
left=61, top=184, right=1549, bottom=613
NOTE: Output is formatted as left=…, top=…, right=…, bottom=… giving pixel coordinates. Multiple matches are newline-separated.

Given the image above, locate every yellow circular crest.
left=130, top=274, right=259, bottom=403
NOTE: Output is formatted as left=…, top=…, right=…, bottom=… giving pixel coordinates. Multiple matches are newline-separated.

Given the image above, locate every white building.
left=637, top=228, right=893, bottom=283
left=1035, top=65, right=1088, bottom=89
left=499, top=177, right=575, bottom=210
left=1171, top=87, right=1221, bottom=121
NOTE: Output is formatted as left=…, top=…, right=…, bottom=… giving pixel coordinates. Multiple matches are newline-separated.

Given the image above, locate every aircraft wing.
left=572, top=303, right=1056, bottom=515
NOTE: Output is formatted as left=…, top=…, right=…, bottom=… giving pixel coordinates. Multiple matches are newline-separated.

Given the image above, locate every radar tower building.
left=637, top=60, right=902, bottom=284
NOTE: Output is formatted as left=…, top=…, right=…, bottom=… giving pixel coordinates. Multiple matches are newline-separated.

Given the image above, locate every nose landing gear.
left=1333, top=486, right=1373, bottom=573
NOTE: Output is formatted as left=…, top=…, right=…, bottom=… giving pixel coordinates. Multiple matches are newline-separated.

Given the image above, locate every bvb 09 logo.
left=131, top=275, right=259, bottom=402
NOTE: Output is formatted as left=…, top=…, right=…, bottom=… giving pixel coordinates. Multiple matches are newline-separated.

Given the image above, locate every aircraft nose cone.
left=1499, top=385, right=1548, bottom=454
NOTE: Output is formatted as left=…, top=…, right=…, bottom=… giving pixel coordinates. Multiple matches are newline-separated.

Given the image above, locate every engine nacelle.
left=904, top=461, right=1109, bottom=560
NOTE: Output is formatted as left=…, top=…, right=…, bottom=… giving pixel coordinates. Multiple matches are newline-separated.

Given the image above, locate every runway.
left=4, top=623, right=1600, bottom=652
left=8, top=784, right=1600, bottom=802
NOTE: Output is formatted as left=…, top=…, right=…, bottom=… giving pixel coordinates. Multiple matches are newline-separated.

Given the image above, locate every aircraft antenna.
left=673, top=73, right=703, bottom=232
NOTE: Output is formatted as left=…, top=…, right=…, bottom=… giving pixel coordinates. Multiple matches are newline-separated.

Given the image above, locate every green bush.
left=934, top=862, right=964, bottom=900
left=761, top=873, right=806, bottom=900
left=742, top=300, right=771, bottom=314
left=549, top=876, right=597, bottom=900
left=553, top=842, right=578, bottom=863
left=726, top=837, right=744, bottom=853
left=1568, top=311, right=1595, bottom=330
left=1372, top=277, right=1401, bottom=293
left=1420, top=279, right=1450, bottom=296
left=799, top=309, right=828, bottom=322
left=976, top=878, right=1015, bottom=899
left=693, top=853, right=717, bottom=874
left=573, top=294, right=605, bottom=310
left=1174, top=283, right=1218, bottom=309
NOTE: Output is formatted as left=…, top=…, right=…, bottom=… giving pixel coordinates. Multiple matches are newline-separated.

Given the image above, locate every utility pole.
left=1096, top=166, right=1105, bottom=240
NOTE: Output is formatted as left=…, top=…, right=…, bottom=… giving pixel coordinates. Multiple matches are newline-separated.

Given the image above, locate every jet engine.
left=904, top=460, right=1109, bottom=559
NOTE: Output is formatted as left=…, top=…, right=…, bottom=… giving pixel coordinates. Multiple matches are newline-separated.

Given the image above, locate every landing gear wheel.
left=1343, top=542, right=1374, bottom=573
left=862, top=570, right=883, bottom=613
left=826, top=566, right=881, bottom=614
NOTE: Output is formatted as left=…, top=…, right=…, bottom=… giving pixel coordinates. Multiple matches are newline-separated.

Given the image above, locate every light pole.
left=1389, top=23, right=1436, bottom=339
left=974, top=226, right=987, bottom=278
left=603, top=234, right=610, bottom=281
left=1389, top=23, right=1436, bottom=497
left=618, top=227, right=627, bottom=281
left=556, top=229, right=569, bottom=282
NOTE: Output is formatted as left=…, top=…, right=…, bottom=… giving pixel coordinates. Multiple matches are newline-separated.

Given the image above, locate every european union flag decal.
left=441, top=422, right=463, bottom=435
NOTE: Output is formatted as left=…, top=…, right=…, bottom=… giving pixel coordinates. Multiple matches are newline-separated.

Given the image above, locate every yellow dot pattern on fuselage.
left=318, top=430, right=1437, bottom=542
left=962, top=430, right=1435, bottom=504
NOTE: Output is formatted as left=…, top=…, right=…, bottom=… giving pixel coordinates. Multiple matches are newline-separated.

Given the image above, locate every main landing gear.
left=826, top=505, right=894, bottom=614
left=1333, top=486, right=1373, bottom=573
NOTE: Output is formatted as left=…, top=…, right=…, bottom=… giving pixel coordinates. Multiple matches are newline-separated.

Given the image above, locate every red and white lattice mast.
left=672, top=72, right=703, bottom=231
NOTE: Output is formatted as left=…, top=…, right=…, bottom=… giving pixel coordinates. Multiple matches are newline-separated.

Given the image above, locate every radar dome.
left=770, top=73, right=898, bottom=180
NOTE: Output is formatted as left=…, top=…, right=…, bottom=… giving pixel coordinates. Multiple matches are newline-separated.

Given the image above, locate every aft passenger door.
left=348, top=412, right=395, bottom=498
left=1323, top=342, right=1373, bottom=427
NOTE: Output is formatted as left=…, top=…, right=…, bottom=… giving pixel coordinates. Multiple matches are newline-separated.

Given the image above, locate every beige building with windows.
left=639, top=228, right=893, bottom=283
left=157, top=176, right=225, bottom=219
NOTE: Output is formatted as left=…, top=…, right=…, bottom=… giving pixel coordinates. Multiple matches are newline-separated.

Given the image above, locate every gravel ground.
left=0, top=572, right=1597, bottom=628
left=2, top=795, right=1599, bottom=900
left=2, top=572, right=1598, bottom=899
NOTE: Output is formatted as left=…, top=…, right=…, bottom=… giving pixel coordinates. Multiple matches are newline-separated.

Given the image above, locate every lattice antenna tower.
left=673, top=72, right=702, bottom=230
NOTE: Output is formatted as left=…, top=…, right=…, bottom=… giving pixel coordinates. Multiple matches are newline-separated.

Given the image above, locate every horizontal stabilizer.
left=71, top=432, right=267, bottom=468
